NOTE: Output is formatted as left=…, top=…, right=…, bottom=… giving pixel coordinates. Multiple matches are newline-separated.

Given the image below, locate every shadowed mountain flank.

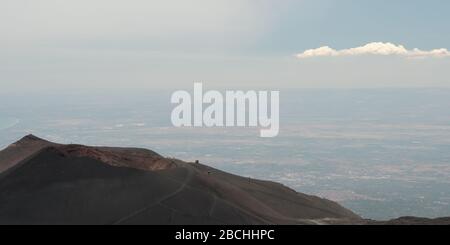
left=0, top=135, right=362, bottom=225
left=0, top=135, right=175, bottom=174
left=1, top=135, right=449, bottom=225
left=0, top=134, right=56, bottom=173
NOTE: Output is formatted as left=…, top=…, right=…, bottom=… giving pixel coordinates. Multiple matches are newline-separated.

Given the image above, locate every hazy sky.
left=1, top=0, right=449, bottom=91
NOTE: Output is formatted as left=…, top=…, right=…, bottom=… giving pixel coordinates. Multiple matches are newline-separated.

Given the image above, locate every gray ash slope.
left=0, top=135, right=361, bottom=225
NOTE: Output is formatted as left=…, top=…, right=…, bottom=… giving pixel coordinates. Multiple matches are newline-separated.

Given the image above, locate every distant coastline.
left=0, top=118, right=20, bottom=131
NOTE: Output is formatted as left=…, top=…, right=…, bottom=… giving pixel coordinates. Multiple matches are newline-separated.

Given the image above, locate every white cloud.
left=296, top=42, right=450, bottom=59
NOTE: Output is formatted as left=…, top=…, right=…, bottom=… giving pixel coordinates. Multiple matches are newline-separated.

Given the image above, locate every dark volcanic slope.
left=370, top=217, right=450, bottom=225
left=0, top=134, right=55, bottom=173
left=0, top=135, right=360, bottom=225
